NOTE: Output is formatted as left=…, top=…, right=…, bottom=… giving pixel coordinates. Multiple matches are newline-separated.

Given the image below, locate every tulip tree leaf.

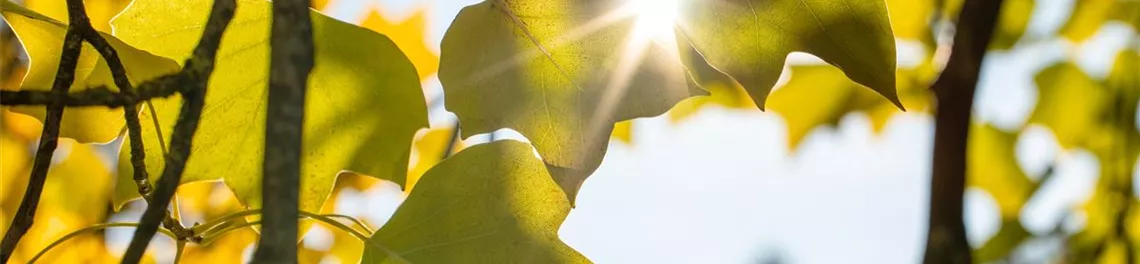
left=363, top=140, right=589, bottom=264
left=109, top=0, right=428, bottom=213
left=1, top=1, right=180, bottom=143
left=439, top=0, right=702, bottom=203
left=677, top=0, right=901, bottom=110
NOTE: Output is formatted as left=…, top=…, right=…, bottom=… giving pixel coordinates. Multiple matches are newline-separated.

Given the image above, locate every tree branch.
left=0, top=0, right=86, bottom=261
left=251, top=0, right=313, bottom=261
left=0, top=75, right=184, bottom=107
left=119, top=0, right=236, bottom=262
left=924, top=0, right=1004, bottom=263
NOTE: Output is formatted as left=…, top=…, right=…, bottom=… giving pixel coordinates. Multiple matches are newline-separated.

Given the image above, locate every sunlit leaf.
left=942, top=0, right=1035, bottom=50
left=966, top=124, right=1038, bottom=262
left=1059, top=0, right=1140, bottom=42
left=23, top=0, right=130, bottom=32
left=766, top=65, right=933, bottom=150
left=1, top=1, right=181, bottom=142
left=439, top=0, right=702, bottom=203
left=363, top=140, right=588, bottom=263
left=2, top=140, right=119, bottom=263
left=1028, top=62, right=1108, bottom=150
left=110, top=0, right=428, bottom=214
left=678, top=0, right=901, bottom=110
left=360, top=6, right=439, bottom=80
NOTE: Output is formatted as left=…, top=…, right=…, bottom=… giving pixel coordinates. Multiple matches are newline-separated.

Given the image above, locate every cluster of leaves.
left=0, top=0, right=1136, bottom=263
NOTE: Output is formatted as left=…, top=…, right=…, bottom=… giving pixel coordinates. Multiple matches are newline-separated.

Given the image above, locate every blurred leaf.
left=967, top=124, right=1037, bottom=262
left=1, top=1, right=181, bottom=142
left=968, top=124, right=1036, bottom=219
left=943, top=0, right=1035, bottom=50
left=611, top=120, right=632, bottom=144
left=974, top=220, right=1032, bottom=262
left=678, top=0, right=901, bottom=110
left=1059, top=0, right=1140, bottom=42
left=885, top=0, right=935, bottom=41
left=407, top=127, right=464, bottom=193
left=3, top=140, right=119, bottom=263
left=1029, top=62, right=1108, bottom=150
left=765, top=64, right=933, bottom=150
left=439, top=0, right=701, bottom=203
left=360, top=6, right=439, bottom=80
left=110, top=0, right=428, bottom=214
left=363, top=140, right=588, bottom=263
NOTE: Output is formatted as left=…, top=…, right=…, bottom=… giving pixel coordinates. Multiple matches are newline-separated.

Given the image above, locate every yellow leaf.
left=679, top=0, right=901, bottom=109
left=967, top=124, right=1035, bottom=219
left=363, top=140, right=588, bottom=263
left=360, top=7, right=439, bottom=80
left=1029, top=62, right=1109, bottom=150
left=1, top=1, right=181, bottom=142
left=1060, top=0, right=1140, bottom=42
left=406, top=127, right=463, bottom=193
left=23, top=0, right=130, bottom=32
left=440, top=0, right=702, bottom=203
left=110, top=0, right=429, bottom=214
left=611, top=120, right=633, bottom=144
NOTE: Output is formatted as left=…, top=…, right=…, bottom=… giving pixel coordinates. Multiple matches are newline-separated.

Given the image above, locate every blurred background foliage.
left=0, top=0, right=1137, bottom=263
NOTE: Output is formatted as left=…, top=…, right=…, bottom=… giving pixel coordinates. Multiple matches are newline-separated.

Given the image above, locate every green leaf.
left=764, top=64, right=934, bottom=150
left=109, top=0, right=428, bottom=213
left=1028, top=62, right=1108, bottom=150
left=362, top=140, right=588, bottom=264
left=0, top=1, right=181, bottom=142
left=439, top=0, right=704, bottom=203
left=678, top=0, right=901, bottom=110
left=967, top=124, right=1036, bottom=220
left=942, top=0, right=1035, bottom=50
left=1059, top=0, right=1140, bottom=42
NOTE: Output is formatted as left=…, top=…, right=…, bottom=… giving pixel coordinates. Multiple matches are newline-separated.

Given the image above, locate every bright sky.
left=83, top=0, right=1136, bottom=263
left=309, top=0, right=1140, bottom=263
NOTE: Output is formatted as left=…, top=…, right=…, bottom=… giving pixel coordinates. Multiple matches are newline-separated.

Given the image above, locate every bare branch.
left=251, top=0, right=314, bottom=261
left=120, top=0, right=236, bottom=262
left=0, top=0, right=86, bottom=261
left=924, top=0, right=1005, bottom=263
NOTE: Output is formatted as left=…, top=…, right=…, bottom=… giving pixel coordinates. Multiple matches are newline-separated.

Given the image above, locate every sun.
left=627, top=0, right=681, bottom=42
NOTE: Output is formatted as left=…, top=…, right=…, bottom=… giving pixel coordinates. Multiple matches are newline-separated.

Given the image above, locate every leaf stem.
left=27, top=223, right=177, bottom=264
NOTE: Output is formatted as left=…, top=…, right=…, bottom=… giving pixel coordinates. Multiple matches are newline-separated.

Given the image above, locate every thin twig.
left=441, top=120, right=461, bottom=160
left=0, top=0, right=86, bottom=261
left=27, top=223, right=178, bottom=264
left=923, top=0, right=1005, bottom=263
left=75, top=8, right=197, bottom=243
left=120, top=0, right=236, bottom=262
left=0, top=74, right=184, bottom=106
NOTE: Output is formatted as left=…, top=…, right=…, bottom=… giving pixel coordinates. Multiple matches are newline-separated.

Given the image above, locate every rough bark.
left=250, top=0, right=314, bottom=261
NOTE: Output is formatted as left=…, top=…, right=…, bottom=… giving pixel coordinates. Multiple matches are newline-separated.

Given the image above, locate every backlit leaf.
left=678, top=0, right=901, bottom=110
left=110, top=0, right=428, bottom=214
left=439, top=0, right=702, bottom=203
left=1, top=1, right=181, bottom=142
left=1059, top=0, right=1140, bottom=42
left=362, top=140, right=588, bottom=263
